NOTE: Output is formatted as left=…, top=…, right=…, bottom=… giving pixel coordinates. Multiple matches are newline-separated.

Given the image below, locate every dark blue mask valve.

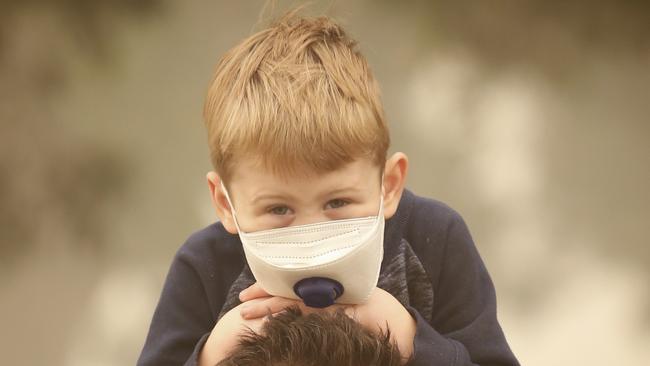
left=293, top=277, right=344, bottom=308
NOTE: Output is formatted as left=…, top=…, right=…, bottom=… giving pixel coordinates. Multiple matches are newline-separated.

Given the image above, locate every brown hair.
left=216, top=306, right=405, bottom=366
left=203, top=10, right=390, bottom=184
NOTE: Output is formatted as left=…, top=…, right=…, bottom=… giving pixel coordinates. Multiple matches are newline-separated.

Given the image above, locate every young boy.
left=138, top=11, right=519, bottom=366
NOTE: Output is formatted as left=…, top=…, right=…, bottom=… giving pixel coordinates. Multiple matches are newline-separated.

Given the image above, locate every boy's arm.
left=137, top=247, right=216, bottom=366
left=406, top=209, right=519, bottom=366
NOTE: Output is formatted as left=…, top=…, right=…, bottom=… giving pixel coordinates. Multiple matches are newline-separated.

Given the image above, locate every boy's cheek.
left=241, top=214, right=297, bottom=232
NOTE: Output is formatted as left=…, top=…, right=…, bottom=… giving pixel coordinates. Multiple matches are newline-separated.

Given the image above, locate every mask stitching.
left=258, top=242, right=359, bottom=260
left=251, top=228, right=361, bottom=246
left=243, top=221, right=375, bottom=238
left=248, top=225, right=384, bottom=273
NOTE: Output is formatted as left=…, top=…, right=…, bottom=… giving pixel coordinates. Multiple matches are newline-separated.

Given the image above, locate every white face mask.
left=221, top=182, right=385, bottom=307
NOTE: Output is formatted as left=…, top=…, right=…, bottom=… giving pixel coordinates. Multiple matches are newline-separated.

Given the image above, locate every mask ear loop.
left=219, top=181, right=244, bottom=233
left=378, top=173, right=386, bottom=219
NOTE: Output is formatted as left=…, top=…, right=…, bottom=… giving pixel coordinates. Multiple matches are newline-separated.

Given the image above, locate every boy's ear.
left=382, top=152, right=409, bottom=219
left=206, top=171, right=238, bottom=234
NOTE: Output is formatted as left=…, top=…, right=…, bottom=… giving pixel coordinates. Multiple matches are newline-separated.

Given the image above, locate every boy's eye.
left=268, top=206, right=290, bottom=215
left=325, top=199, right=348, bottom=210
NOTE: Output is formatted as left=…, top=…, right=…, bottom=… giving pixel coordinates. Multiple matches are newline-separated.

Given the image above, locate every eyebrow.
left=321, top=186, right=363, bottom=198
left=249, top=193, right=294, bottom=205
left=249, top=186, right=363, bottom=205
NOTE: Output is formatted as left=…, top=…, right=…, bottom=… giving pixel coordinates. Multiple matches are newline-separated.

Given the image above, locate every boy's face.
left=208, top=153, right=408, bottom=234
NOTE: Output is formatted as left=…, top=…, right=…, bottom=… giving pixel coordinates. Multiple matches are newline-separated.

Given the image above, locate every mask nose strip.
left=293, top=277, right=344, bottom=308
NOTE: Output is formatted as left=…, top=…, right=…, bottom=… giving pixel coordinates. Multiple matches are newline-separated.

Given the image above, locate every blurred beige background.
left=1, top=1, right=649, bottom=365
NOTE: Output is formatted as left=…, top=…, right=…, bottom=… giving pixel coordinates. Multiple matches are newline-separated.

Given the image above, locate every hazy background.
left=1, top=1, right=648, bottom=365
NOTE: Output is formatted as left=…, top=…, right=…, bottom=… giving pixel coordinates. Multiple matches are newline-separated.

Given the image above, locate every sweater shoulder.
left=174, top=221, right=242, bottom=264
left=401, top=189, right=464, bottom=229
left=397, top=189, right=469, bottom=267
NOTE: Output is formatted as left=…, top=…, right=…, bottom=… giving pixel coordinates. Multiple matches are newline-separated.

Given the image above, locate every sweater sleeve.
left=137, top=246, right=216, bottom=366
left=407, top=210, right=519, bottom=366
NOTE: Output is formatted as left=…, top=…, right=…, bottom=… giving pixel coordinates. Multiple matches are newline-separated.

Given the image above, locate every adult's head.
left=216, top=306, right=405, bottom=366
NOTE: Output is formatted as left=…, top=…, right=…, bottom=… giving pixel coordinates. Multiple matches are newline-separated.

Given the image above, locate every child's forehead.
left=229, top=156, right=381, bottom=193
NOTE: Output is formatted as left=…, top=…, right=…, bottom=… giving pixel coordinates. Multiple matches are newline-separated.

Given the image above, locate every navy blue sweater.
left=138, top=189, right=519, bottom=365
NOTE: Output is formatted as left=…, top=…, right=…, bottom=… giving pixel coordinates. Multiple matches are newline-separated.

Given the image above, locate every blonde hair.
left=203, top=10, right=390, bottom=184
